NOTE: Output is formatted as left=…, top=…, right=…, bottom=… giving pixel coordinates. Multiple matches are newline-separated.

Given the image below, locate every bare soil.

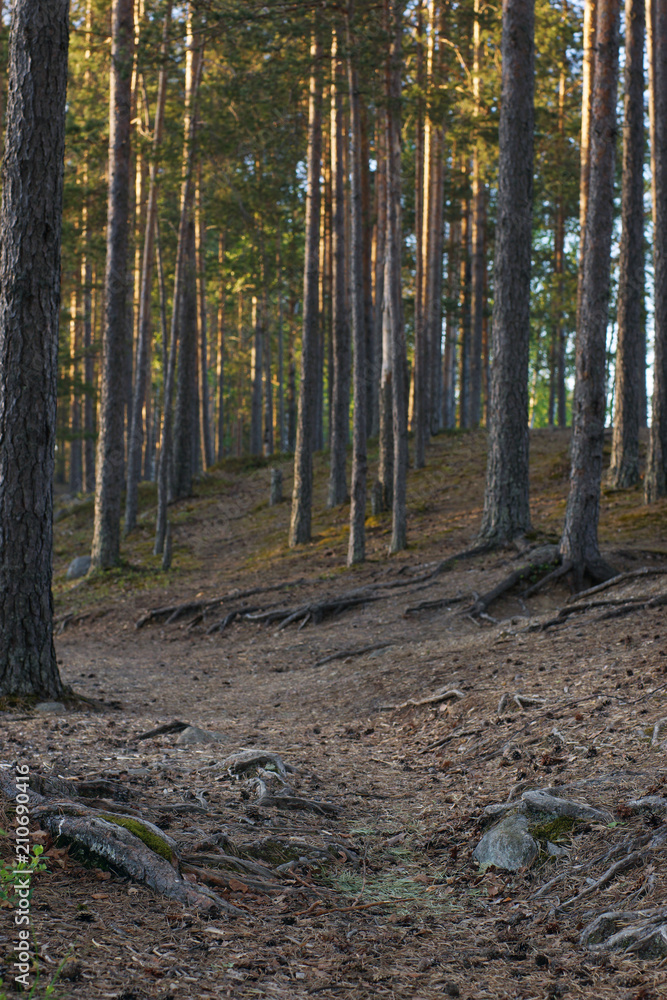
left=3, top=428, right=667, bottom=1000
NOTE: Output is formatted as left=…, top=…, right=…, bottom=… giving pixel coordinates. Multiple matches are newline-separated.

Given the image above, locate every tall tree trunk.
left=469, top=0, right=485, bottom=428
left=646, top=0, right=667, bottom=500
left=576, top=0, right=597, bottom=336
left=124, top=5, right=170, bottom=533
left=385, top=0, right=408, bottom=553
left=250, top=291, right=263, bottom=455
left=360, top=101, right=375, bottom=440
left=458, top=190, right=472, bottom=427
left=263, top=283, right=274, bottom=457
left=170, top=11, right=203, bottom=502
left=608, top=0, right=645, bottom=488
left=328, top=28, right=350, bottom=506
left=216, top=232, right=225, bottom=460
left=479, top=0, right=535, bottom=544
left=92, top=0, right=134, bottom=569
left=155, top=14, right=201, bottom=552
left=289, top=30, right=322, bottom=546
left=371, top=111, right=387, bottom=442
left=82, top=0, right=96, bottom=494
left=560, top=0, right=620, bottom=583
left=413, top=0, right=427, bottom=468
left=196, top=166, right=214, bottom=469
left=69, top=286, right=82, bottom=493
left=347, top=1, right=367, bottom=565
left=443, top=209, right=460, bottom=430
left=0, top=0, right=69, bottom=698
left=276, top=234, right=286, bottom=452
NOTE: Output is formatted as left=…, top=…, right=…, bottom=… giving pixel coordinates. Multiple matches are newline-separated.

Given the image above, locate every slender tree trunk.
left=458, top=190, right=472, bottom=427
left=608, top=0, right=645, bottom=488
left=250, top=292, right=263, bottom=455
left=69, top=286, right=82, bottom=493
left=360, top=101, right=375, bottom=440
left=646, top=0, right=667, bottom=500
left=443, top=210, right=460, bottom=430
left=0, top=0, right=69, bottom=698
left=386, top=0, right=408, bottom=553
left=371, top=109, right=387, bottom=441
left=82, top=0, right=95, bottom=494
left=196, top=166, right=214, bottom=469
left=347, top=1, right=367, bottom=565
left=124, top=5, right=170, bottom=533
left=469, top=0, right=485, bottom=428
left=276, top=235, right=285, bottom=452
left=328, top=28, right=350, bottom=506
left=289, top=30, right=322, bottom=546
left=92, top=0, right=134, bottom=569
left=479, top=0, right=535, bottom=544
left=560, top=0, right=620, bottom=583
left=577, top=0, right=597, bottom=336
left=413, top=0, right=427, bottom=468
left=263, top=284, right=273, bottom=457
left=216, top=232, right=225, bottom=460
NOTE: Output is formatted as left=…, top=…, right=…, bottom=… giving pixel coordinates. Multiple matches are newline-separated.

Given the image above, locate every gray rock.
left=628, top=795, right=667, bottom=816
left=483, top=801, right=527, bottom=820
left=176, top=725, right=223, bottom=746
left=546, top=841, right=569, bottom=858
left=521, top=788, right=612, bottom=823
left=473, top=812, right=538, bottom=871
left=34, top=702, right=67, bottom=714
left=66, top=555, right=91, bottom=580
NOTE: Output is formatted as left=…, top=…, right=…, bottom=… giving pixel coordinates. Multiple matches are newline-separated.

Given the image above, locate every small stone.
left=66, top=555, right=91, bottom=580
left=473, top=812, right=538, bottom=872
left=34, top=702, right=67, bottom=714
left=176, top=725, right=223, bottom=745
left=546, top=841, right=569, bottom=858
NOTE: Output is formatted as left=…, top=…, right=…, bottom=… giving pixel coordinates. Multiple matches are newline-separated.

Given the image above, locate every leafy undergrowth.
left=2, top=428, right=667, bottom=997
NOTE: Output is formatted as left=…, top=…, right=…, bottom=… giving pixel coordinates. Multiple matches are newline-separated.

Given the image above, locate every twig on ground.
left=313, top=642, right=394, bottom=668
left=379, top=688, right=465, bottom=712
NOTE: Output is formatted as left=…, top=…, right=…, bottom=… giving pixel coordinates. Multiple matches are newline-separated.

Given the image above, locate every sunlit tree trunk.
left=124, top=5, right=170, bottom=533
left=576, top=0, right=597, bottom=336
left=196, top=165, right=214, bottom=469
left=289, top=30, right=322, bottom=546
left=328, top=27, right=350, bottom=506
left=216, top=232, right=225, bottom=460
left=69, top=285, right=82, bottom=494
left=470, top=0, right=485, bottom=428
left=92, top=0, right=134, bottom=569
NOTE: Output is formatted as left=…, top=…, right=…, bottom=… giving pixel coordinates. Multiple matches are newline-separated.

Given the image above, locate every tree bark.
left=346, top=1, right=367, bottom=566
left=413, top=0, right=427, bottom=469
left=289, top=30, right=322, bottom=546
left=196, top=165, right=214, bottom=469
left=645, top=0, right=667, bottom=500
left=124, top=5, right=170, bottom=534
left=560, top=0, right=620, bottom=583
left=0, top=0, right=69, bottom=698
left=469, top=0, right=485, bottom=428
left=216, top=231, right=225, bottom=460
left=458, top=186, right=472, bottom=427
left=328, top=28, right=350, bottom=507
left=372, top=109, right=387, bottom=443
left=577, top=0, right=597, bottom=337
left=608, top=0, right=645, bottom=488
left=479, top=0, right=535, bottom=544
left=91, top=0, right=134, bottom=569
left=69, top=286, right=82, bottom=494
left=385, top=0, right=408, bottom=554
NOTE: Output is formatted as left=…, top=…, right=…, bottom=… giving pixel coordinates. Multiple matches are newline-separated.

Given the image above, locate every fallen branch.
left=135, top=578, right=309, bottom=628
left=404, top=594, right=466, bottom=615
left=379, top=687, right=465, bottom=712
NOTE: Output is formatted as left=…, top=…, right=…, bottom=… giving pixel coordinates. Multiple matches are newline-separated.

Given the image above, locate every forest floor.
left=3, top=428, right=667, bottom=1000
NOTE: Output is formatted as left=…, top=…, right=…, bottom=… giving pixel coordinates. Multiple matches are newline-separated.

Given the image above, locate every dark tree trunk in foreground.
left=91, top=0, right=133, bottom=569
left=608, top=0, right=645, bottom=489
left=347, top=2, right=367, bottom=565
left=0, top=0, right=69, bottom=698
left=289, top=31, right=322, bottom=546
left=645, top=0, right=667, bottom=501
left=479, top=0, right=535, bottom=544
left=560, top=0, right=620, bottom=584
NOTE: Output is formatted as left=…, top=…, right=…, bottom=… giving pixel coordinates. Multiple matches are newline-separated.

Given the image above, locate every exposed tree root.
left=404, top=594, right=466, bottom=615
left=244, top=593, right=380, bottom=630
left=565, top=567, right=667, bottom=603
left=313, top=642, right=394, bottom=668
left=467, top=545, right=560, bottom=617
left=135, top=578, right=309, bottom=628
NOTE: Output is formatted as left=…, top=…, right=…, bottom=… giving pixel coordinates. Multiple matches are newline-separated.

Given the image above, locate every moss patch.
left=100, top=815, right=174, bottom=863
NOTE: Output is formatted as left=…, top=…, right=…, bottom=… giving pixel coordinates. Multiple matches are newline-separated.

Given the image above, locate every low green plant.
left=0, top=835, right=46, bottom=906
